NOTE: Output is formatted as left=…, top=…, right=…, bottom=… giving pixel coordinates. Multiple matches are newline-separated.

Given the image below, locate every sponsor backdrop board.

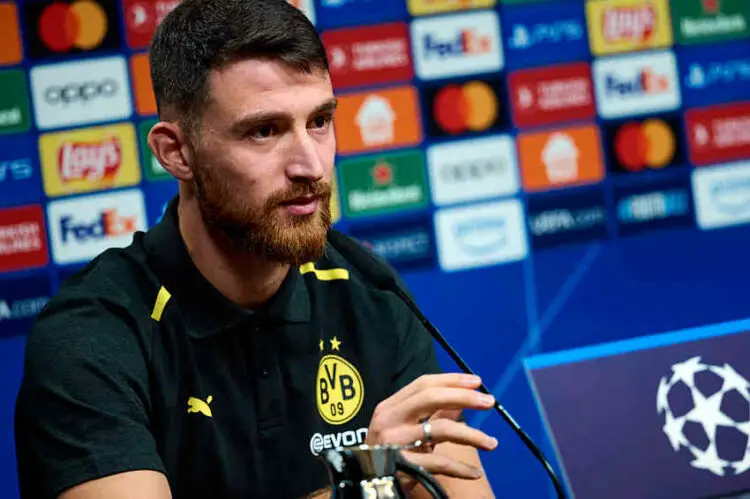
left=526, top=319, right=750, bottom=499
left=0, top=0, right=750, bottom=498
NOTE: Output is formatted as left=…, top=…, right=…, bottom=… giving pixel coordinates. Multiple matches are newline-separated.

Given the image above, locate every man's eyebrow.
left=229, top=98, right=339, bottom=135
left=315, top=98, right=338, bottom=114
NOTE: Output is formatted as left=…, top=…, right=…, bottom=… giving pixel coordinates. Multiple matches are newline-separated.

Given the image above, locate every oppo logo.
left=44, top=79, right=118, bottom=105
left=30, top=56, right=132, bottom=130
left=440, top=159, right=506, bottom=183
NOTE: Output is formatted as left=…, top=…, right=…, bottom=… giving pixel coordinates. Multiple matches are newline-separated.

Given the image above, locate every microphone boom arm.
left=391, top=285, right=568, bottom=499
left=325, top=229, right=567, bottom=498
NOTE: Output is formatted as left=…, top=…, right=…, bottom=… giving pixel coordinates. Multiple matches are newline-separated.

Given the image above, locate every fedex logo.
left=594, top=50, right=680, bottom=119
left=605, top=68, right=670, bottom=96
left=60, top=210, right=137, bottom=243
left=411, top=10, right=502, bottom=81
left=48, top=189, right=146, bottom=265
left=422, top=30, right=491, bottom=58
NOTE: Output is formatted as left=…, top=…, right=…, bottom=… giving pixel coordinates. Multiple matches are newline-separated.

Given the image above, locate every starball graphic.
left=657, top=356, right=750, bottom=477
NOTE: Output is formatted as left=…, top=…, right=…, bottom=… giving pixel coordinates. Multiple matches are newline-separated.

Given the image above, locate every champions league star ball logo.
left=657, top=356, right=750, bottom=476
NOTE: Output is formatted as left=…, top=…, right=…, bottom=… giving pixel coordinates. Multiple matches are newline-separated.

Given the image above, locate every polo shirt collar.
left=143, top=196, right=311, bottom=339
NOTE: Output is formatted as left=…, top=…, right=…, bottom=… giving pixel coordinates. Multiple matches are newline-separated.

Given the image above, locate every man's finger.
left=389, top=386, right=495, bottom=423
left=400, top=450, right=484, bottom=480
left=384, top=373, right=483, bottom=409
left=375, top=418, right=497, bottom=450
left=432, top=408, right=463, bottom=422
left=413, top=419, right=498, bottom=451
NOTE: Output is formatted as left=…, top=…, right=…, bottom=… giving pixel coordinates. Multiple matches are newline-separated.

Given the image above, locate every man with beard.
left=14, top=0, right=498, bottom=498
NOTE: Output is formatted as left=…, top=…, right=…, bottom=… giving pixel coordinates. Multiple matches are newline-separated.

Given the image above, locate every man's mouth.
left=280, top=195, right=319, bottom=215
left=281, top=195, right=317, bottom=205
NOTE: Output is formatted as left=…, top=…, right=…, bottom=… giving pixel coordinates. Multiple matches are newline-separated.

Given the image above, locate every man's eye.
left=250, top=124, right=277, bottom=139
left=311, top=115, right=333, bottom=129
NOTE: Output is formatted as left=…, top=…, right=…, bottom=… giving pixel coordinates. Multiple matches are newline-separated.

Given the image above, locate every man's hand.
left=365, top=373, right=498, bottom=481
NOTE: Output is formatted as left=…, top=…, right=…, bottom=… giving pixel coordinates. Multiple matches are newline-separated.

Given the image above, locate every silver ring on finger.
left=421, top=419, right=435, bottom=453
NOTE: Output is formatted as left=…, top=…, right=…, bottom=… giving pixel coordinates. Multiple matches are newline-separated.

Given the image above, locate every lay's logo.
left=58, top=138, right=121, bottom=183
left=587, top=0, right=673, bottom=56
left=603, top=5, right=656, bottom=43
left=40, top=123, right=141, bottom=198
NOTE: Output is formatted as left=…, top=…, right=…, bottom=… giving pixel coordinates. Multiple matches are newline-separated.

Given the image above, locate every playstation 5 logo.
left=688, top=64, right=707, bottom=89
left=511, top=25, right=531, bottom=49
left=321, top=0, right=367, bottom=6
left=686, top=59, right=750, bottom=90
left=509, top=21, right=584, bottom=50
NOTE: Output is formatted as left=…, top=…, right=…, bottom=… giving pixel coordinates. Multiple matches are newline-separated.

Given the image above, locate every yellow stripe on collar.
left=151, top=286, right=172, bottom=321
left=299, top=262, right=350, bottom=281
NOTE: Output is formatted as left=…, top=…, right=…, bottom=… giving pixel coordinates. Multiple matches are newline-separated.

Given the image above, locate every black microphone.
left=327, top=229, right=567, bottom=499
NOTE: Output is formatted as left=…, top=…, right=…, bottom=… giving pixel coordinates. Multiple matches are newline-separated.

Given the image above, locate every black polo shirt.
left=14, top=197, right=443, bottom=499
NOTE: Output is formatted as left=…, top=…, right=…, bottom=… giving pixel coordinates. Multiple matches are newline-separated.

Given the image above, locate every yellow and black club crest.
left=316, top=336, right=364, bottom=425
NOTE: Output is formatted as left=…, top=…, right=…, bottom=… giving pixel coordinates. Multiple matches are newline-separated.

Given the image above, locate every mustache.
left=270, top=181, right=332, bottom=206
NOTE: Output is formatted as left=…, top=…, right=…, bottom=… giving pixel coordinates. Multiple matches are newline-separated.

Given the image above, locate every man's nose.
left=286, top=129, right=325, bottom=181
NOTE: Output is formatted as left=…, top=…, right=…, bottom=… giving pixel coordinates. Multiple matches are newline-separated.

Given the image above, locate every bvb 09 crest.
left=316, top=339, right=365, bottom=425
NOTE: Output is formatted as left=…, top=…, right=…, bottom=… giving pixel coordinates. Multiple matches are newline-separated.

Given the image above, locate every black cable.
left=396, top=457, right=449, bottom=499
left=393, top=286, right=568, bottom=499
left=326, top=229, right=568, bottom=498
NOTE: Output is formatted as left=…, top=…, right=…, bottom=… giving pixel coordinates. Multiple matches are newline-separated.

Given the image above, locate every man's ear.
left=147, top=121, right=196, bottom=182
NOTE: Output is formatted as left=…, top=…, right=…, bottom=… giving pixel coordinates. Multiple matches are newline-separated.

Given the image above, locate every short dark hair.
left=149, top=0, right=329, bottom=136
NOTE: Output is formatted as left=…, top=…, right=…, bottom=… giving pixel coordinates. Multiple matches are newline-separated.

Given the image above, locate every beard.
left=191, top=159, right=333, bottom=267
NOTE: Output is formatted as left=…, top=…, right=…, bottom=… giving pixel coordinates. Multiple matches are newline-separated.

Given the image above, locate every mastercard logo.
left=432, top=81, right=499, bottom=135
left=38, top=1, right=109, bottom=52
left=613, top=118, right=676, bottom=172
